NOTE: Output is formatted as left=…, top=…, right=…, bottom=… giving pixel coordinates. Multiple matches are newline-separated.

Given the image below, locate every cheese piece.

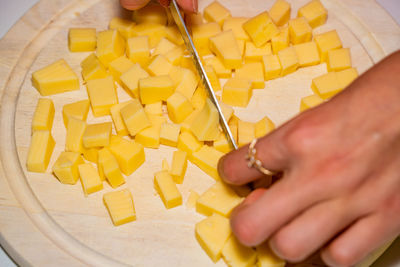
left=68, top=28, right=96, bottom=52
left=131, top=23, right=167, bottom=48
left=148, top=55, right=173, bottom=76
left=65, top=118, right=86, bottom=153
left=210, top=30, right=243, bottom=69
left=255, top=116, right=275, bottom=138
left=190, top=145, right=224, bottom=180
left=110, top=100, right=134, bottom=136
left=222, top=78, right=253, bottom=107
left=298, top=0, right=328, bottom=29
left=80, top=53, right=108, bottom=82
left=204, top=1, right=231, bottom=26
left=135, top=124, right=161, bottom=148
left=314, top=30, right=342, bottom=62
left=26, top=130, right=55, bottom=173
left=238, top=120, right=255, bottom=147
left=62, top=99, right=90, bottom=128
left=109, top=137, right=145, bottom=175
left=190, top=99, right=220, bottom=141
left=186, top=190, right=200, bottom=208
left=165, top=26, right=184, bottom=45
left=213, top=133, right=232, bottom=154
left=109, top=17, right=135, bottom=39
left=147, top=114, right=167, bottom=128
left=32, top=98, right=55, bottom=132
left=170, top=150, right=188, bottom=184
left=244, top=42, right=272, bottom=63
left=278, top=46, right=299, bottom=76
left=139, top=75, right=175, bottom=104
left=269, top=0, right=291, bottom=26
left=52, top=151, right=84, bottom=185
left=165, top=46, right=184, bottom=65
left=190, top=86, right=207, bottom=110
left=237, top=39, right=246, bottom=57
left=82, top=147, right=100, bottom=164
left=192, top=22, right=221, bottom=56
left=271, top=26, right=289, bottom=54
left=204, top=65, right=221, bottom=92
left=153, top=37, right=177, bottom=56
left=195, top=213, right=231, bottom=262
left=96, top=29, right=125, bottom=67
left=228, top=122, right=238, bottom=144
left=204, top=56, right=232, bottom=78
left=256, top=242, right=286, bottom=267
left=120, top=99, right=151, bottom=136
left=120, top=64, right=149, bottom=98
left=154, top=171, right=182, bottom=209
left=235, top=62, right=265, bottom=89
left=167, top=92, right=193, bottom=123
left=288, top=17, right=312, bottom=45
left=98, top=148, right=125, bottom=188
left=262, top=54, right=282, bottom=80
left=311, top=72, right=341, bottom=99
left=133, top=3, right=167, bottom=25
left=32, top=59, right=79, bottom=96
left=177, top=131, right=202, bottom=155
left=108, top=56, right=134, bottom=84
left=160, top=123, right=181, bottom=147
left=222, top=235, right=258, bottom=267
left=162, top=158, right=170, bottom=171
left=78, top=163, right=103, bottom=196
left=223, top=17, right=249, bottom=40
left=103, top=189, right=136, bottom=226
left=83, top=122, right=112, bottom=148
left=219, top=101, right=234, bottom=122
left=126, top=36, right=151, bottom=67
left=86, top=76, right=118, bottom=117
left=144, top=101, right=163, bottom=116
left=300, top=94, right=324, bottom=111
left=174, top=68, right=199, bottom=99
left=196, top=181, right=243, bottom=217
left=243, top=12, right=279, bottom=47
left=327, top=48, right=351, bottom=72
left=337, top=67, right=358, bottom=89
left=293, top=41, right=320, bottom=67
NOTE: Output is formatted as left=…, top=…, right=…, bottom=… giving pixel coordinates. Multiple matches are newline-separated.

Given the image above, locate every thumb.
left=120, top=0, right=151, bottom=10
left=120, top=0, right=197, bottom=12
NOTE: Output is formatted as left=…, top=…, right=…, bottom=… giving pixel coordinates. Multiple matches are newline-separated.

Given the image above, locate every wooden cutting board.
left=0, top=0, right=399, bottom=266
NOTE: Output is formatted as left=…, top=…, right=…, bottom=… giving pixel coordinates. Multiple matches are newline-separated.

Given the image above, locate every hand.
left=218, top=51, right=400, bottom=266
left=120, top=0, right=197, bottom=13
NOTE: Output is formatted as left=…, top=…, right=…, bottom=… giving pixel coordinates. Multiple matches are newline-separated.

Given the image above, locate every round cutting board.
left=0, top=0, right=399, bottom=266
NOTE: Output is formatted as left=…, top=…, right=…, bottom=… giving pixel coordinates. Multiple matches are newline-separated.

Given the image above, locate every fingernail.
left=217, top=156, right=227, bottom=181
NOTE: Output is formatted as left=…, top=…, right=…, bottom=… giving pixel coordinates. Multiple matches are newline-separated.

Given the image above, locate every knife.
left=169, top=0, right=238, bottom=150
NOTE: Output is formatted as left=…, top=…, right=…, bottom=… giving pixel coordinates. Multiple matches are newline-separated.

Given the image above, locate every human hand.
left=120, top=0, right=197, bottom=13
left=218, top=51, right=400, bottom=266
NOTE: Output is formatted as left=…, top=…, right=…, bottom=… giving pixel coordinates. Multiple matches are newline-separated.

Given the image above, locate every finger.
left=120, top=0, right=151, bottom=10
left=241, top=188, right=267, bottom=206
left=177, top=0, right=198, bottom=13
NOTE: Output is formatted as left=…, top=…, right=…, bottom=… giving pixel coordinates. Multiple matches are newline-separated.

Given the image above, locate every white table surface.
left=0, top=0, right=399, bottom=266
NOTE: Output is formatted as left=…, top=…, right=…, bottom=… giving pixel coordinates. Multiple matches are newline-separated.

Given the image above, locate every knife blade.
left=169, top=0, right=238, bottom=150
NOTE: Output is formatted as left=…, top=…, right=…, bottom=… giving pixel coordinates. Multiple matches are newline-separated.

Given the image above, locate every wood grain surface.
left=0, top=0, right=399, bottom=266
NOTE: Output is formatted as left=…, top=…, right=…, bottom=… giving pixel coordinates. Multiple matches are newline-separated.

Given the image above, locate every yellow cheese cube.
left=96, top=29, right=125, bottom=67
left=68, top=28, right=96, bottom=52
left=190, top=145, right=224, bottom=180
left=121, top=99, right=151, bottom=136
left=214, top=133, right=232, bottom=154
left=238, top=120, right=255, bottom=147
left=314, top=30, right=342, bottom=62
left=144, top=101, right=163, bottom=116
left=294, top=41, right=320, bottom=67
left=147, top=114, right=167, bottom=128
left=154, top=171, right=182, bottom=209
left=190, top=99, right=220, bottom=141
left=139, top=75, right=175, bottom=104
left=327, top=48, right=352, bottom=72
left=26, top=130, right=55, bottom=173
left=191, top=86, right=207, bottom=110
left=160, top=123, right=181, bottom=147
left=165, top=26, right=184, bottom=45
left=147, top=54, right=173, bottom=76
left=177, top=131, right=202, bottom=155
left=222, top=78, right=253, bottom=107
left=229, top=122, right=239, bottom=144
left=108, top=56, right=134, bottom=84
left=219, top=101, right=234, bottom=122
left=109, top=137, right=145, bottom=175
left=195, top=213, right=231, bottom=263
left=192, top=22, right=221, bottom=56
left=204, top=65, right=221, bottom=92
left=235, top=62, right=265, bottom=89
left=186, top=190, right=200, bottom=209
left=204, top=56, right=232, bottom=78
left=300, top=94, right=324, bottom=111
left=222, top=235, right=257, bottom=267
left=243, top=12, right=279, bottom=47
left=62, top=99, right=90, bottom=128
left=170, top=150, right=188, bottom=184
left=271, top=26, right=289, bottom=54
left=262, top=54, right=282, bottom=80
left=311, top=72, right=341, bottom=99
left=78, top=163, right=103, bottom=196
left=337, top=67, right=358, bottom=89
left=204, top=1, right=231, bottom=26
left=162, top=158, right=170, bottom=171
left=86, top=76, right=118, bottom=117
left=174, top=68, right=199, bottom=99
left=103, top=189, right=136, bottom=226
left=133, top=3, right=167, bottom=25
left=131, top=23, right=167, bottom=48
left=80, top=53, right=108, bottom=82
left=126, top=36, right=151, bottom=67
left=52, top=151, right=84, bottom=185
left=32, top=98, right=54, bottom=132
left=83, top=122, right=112, bottom=148
left=82, top=147, right=99, bottom=164
left=32, top=59, right=79, bottom=96
left=110, top=100, right=134, bottom=136
left=196, top=181, right=242, bottom=217
left=269, top=0, right=291, bottom=26
left=223, top=17, right=249, bottom=40
left=153, top=37, right=177, bottom=56
left=165, top=46, right=184, bottom=65
left=244, top=41, right=272, bottom=63
left=98, top=148, right=125, bottom=188
left=237, top=39, right=246, bottom=57
left=120, top=64, right=149, bottom=98
left=135, top=125, right=161, bottom=148
left=298, top=0, right=328, bottom=29
left=278, top=46, right=299, bottom=76
left=210, top=30, right=243, bottom=69
left=288, top=17, right=313, bottom=45
left=167, top=92, right=193, bottom=123
left=256, top=242, right=286, bottom=267
left=65, top=118, right=86, bottom=153
left=109, top=17, right=135, bottom=39
left=182, top=109, right=203, bottom=132
left=255, top=116, right=275, bottom=138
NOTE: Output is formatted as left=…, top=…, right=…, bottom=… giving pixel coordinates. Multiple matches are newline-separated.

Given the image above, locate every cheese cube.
left=83, top=122, right=112, bottom=148
left=147, top=114, right=167, bottom=128
left=160, top=123, right=181, bottom=147
left=191, top=86, right=207, bottom=110
left=219, top=101, right=234, bottom=122
left=165, top=46, right=184, bottom=65
left=68, top=28, right=96, bottom=52
left=133, top=3, right=167, bottom=25
left=255, top=116, right=275, bottom=138
left=244, top=42, right=272, bottom=63
left=120, top=99, right=151, bottom=136
left=165, top=26, right=184, bottom=45
left=314, top=30, right=342, bottom=62
left=337, top=67, right=358, bottom=89
left=190, top=145, right=224, bottom=180
left=135, top=125, right=161, bottom=148
left=86, top=76, right=118, bottom=117
left=62, top=99, right=90, bottom=128
left=271, top=26, right=289, bottom=54
left=195, top=213, right=231, bottom=262
left=126, top=36, right=151, bottom=67
left=174, top=68, right=199, bottom=99
left=237, top=39, right=246, bottom=57
left=311, top=72, right=341, bottom=99
left=223, top=17, right=249, bottom=40
left=177, top=131, right=202, bottom=155
left=205, top=65, right=221, bottom=92
left=98, top=148, right=125, bottom=188
left=278, top=46, right=299, bottom=76
left=235, top=62, right=265, bottom=89
left=228, top=122, right=238, bottom=143
left=153, top=37, right=177, bottom=56
left=288, top=17, right=313, bottom=45
left=186, top=190, right=200, bottom=209
left=293, top=41, right=320, bottom=67
left=80, top=53, right=108, bottom=82
left=204, top=1, right=231, bottom=26
left=327, top=48, right=351, bottom=72
left=192, top=22, right=221, bottom=56
left=298, top=0, right=328, bottom=29
left=26, top=130, right=55, bottom=173
left=238, top=120, right=255, bottom=147
left=120, top=64, right=149, bottom=98
left=65, top=118, right=86, bottom=153
left=96, top=29, right=125, bottom=67
left=131, top=23, right=167, bottom=48
left=82, top=147, right=99, bottom=164
left=167, top=92, right=193, bottom=123
left=139, top=75, right=174, bottom=104
left=243, top=12, right=279, bottom=47
left=32, top=98, right=54, bottom=132
left=78, top=163, right=103, bottom=196
left=144, top=101, right=163, bottom=116
left=222, top=235, right=257, bottom=267
left=109, top=17, right=135, bottom=39
left=222, top=78, right=253, bottom=107
left=300, top=94, right=324, bottom=111
left=162, top=158, right=170, bottom=171
left=256, top=242, right=286, bottom=267
left=210, top=30, right=243, bottom=69
left=269, top=0, right=291, bottom=26
left=170, top=150, right=188, bottom=184
left=32, top=59, right=79, bottom=96
left=52, top=152, right=84, bottom=185
left=204, top=56, right=232, bottom=78
left=103, top=189, right=136, bottom=226
left=196, top=181, right=242, bottom=217
left=109, top=137, right=145, bottom=175
left=108, top=56, right=134, bottom=84
left=110, top=100, right=134, bottom=136
left=154, top=171, right=182, bottom=209
left=148, top=55, right=173, bottom=76
left=214, top=133, right=232, bottom=154
left=190, top=99, right=220, bottom=141
left=262, top=54, right=282, bottom=80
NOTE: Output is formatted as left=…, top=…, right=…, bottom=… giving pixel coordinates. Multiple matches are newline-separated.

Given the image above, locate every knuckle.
left=282, top=124, right=316, bottom=156
left=324, top=244, right=355, bottom=267
left=270, top=231, right=304, bottom=262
